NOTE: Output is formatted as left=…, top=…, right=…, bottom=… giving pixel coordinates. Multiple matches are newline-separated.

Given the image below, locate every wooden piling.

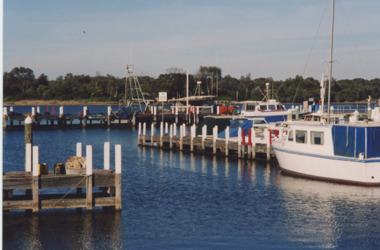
left=143, top=122, right=146, bottom=146
left=3, top=107, right=8, bottom=129
left=238, top=127, right=242, bottom=158
left=213, top=125, right=218, bottom=155
left=169, top=124, right=173, bottom=149
left=86, top=145, right=93, bottom=211
left=225, top=126, right=229, bottom=157
left=160, top=122, right=163, bottom=148
left=137, top=123, right=142, bottom=145
left=104, top=142, right=110, bottom=170
left=32, top=146, right=39, bottom=213
left=251, top=128, right=256, bottom=159
left=25, top=116, right=33, bottom=171
left=180, top=124, right=183, bottom=151
left=151, top=123, right=155, bottom=146
left=107, top=106, right=112, bottom=127
left=115, top=144, right=122, bottom=211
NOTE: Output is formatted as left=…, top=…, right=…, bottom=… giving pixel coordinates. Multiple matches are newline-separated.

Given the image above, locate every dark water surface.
left=3, top=107, right=380, bottom=249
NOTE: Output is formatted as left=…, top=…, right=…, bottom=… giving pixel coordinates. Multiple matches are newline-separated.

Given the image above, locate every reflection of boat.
left=272, top=0, right=380, bottom=186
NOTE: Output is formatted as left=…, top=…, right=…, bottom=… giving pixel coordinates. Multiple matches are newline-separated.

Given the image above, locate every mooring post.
left=160, top=122, right=163, bottom=147
left=217, top=106, right=220, bottom=115
left=169, top=124, right=173, bottom=149
left=83, top=106, right=87, bottom=128
left=173, top=123, right=177, bottom=136
left=137, top=122, right=141, bottom=145
left=76, top=142, right=82, bottom=157
left=165, top=122, right=168, bottom=135
left=175, top=106, right=178, bottom=124
left=266, top=129, right=271, bottom=161
left=238, top=127, right=242, bottom=158
left=213, top=125, right=218, bottom=155
left=295, top=106, right=299, bottom=120
left=251, top=128, right=256, bottom=159
left=151, top=123, right=155, bottom=146
left=179, top=124, right=183, bottom=151
left=59, top=106, right=64, bottom=118
left=190, top=124, right=195, bottom=152
left=153, top=106, right=157, bottom=123
left=3, top=107, right=8, bottom=129
left=225, top=126, right=229, bottom=157
left=104, top=142, right=110, bottom=170
left=115, top=144, right=122, bottom=210
left=143, top=122, right=146, bottom=146
left=202, top=125, right=207, bottom=150
left=242, top=129, right=246, bottom=158
left=32, top=146, right=39, bottom=213
left=25, top=116, right=33, bottom=171
left=25, top=143, right=32, bottom=172
left=107, top=106, right=112, bottom=127
left=248, top=129, right=252, bottom=159
left=86, top=145, right=93, bottom=211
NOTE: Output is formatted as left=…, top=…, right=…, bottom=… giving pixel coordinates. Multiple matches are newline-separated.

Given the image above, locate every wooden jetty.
left=137, top=122, right=276, bottom=161
left=3, top=142, right=122, bottom=213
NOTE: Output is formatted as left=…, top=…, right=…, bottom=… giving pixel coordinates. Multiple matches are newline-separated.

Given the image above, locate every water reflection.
left=276, top=173, right=380, bottom=248
left=3, top=211, right=123, bottom=249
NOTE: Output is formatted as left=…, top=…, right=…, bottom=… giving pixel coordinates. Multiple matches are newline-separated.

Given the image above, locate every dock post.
left=138, top=123, right=142, bottom=145
left=190, top=124, right=195, bottom=152
left=180, top=124, right=183, bottom=151
left=169, top=124, right=173, bottom=149
left=32, top=146, right=39, bottom=213
left=238, top=127, right=242, bottom=158
left=165, top=122, right=168, bottom=134
left=83, top=106, right=87, bottom=128
left=25, top=116, right=33, bottom=171
left=295, top=106, right=299, bottom=120
left=160, top=122, right=163, bottom=148
left=217, top=106, right=220, bottom=115
left=36, top=106, right=40, bottom=114
left=143, top=122, right=146, bottom=146
left=76, top=142, right=82, bottom=157
left=173, top=123, right=177, bottom=136
left=175, top=106, right=178, bottom=124
left=225, top=126, right=229, bottom=157
left=104, top=142, right=110, bottom=170
left=26, top=143, right=32, bottom=172
left=59, top=106, right=64, bottom=118
left=31, top=107, right=36, bottom=117
left=202, top=125, right=207, bottom=150
left=86, top=145, right=93, bottom=211
left=213, top=125, right=218, bottom=155
left=153, top=106, right=157, bottom=123
left=3, top=107, right=8, bottom=129
left=265, top=129, right=271, bottom=161
left=247, top=129, right=252, bottom=159
left=251, top=128, right=256, bottom=159
left=115, top=144, right=122, bottom=211
left=242, top=129, right=246, bottom=158
left=151, top=123, right=155, bottom=146
left=107, top=106, right=112, bottom=127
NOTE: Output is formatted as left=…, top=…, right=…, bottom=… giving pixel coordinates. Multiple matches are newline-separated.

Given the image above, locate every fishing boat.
left=272, top=0, right=380, bottom=186
left=239, top=83, right=308, bottom=122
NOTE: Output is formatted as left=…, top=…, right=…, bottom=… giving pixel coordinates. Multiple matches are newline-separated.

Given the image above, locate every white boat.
left=218, top=117, right=268, bottom=142
left=272, top=0, right=380, bottom=186
left=239, top=83, right=308, bottom=123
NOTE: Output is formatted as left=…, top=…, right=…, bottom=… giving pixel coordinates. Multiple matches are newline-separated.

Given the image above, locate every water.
left=3, top=106, right=380, bottom=249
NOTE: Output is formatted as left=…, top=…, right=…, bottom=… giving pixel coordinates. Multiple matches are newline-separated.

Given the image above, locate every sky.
left=3, top=0, right=380, bottom=81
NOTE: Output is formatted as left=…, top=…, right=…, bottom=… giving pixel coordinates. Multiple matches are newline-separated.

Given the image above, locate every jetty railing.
left=137, top=122, right=275, bottom=161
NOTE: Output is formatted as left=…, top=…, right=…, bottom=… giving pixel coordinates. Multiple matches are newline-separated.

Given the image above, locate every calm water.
left=3, top=106, right=380, bottom=249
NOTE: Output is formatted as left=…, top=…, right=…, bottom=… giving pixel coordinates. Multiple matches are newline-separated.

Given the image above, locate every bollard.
left=225, top=126, right=230, bottom=157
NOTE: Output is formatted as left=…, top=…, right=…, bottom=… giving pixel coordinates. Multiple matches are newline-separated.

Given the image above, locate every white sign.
left=159, top=92, right=167, bottom=102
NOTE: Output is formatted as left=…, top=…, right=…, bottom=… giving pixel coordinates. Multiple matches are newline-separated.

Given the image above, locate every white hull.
left=273, top=145, right=380, bottom=186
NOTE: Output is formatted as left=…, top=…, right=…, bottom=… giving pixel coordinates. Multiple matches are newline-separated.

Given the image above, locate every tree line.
left=3, top=66, right=380, bottom=104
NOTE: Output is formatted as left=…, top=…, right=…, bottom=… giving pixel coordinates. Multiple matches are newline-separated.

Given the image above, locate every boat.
left=239, top=83, right=308, bottom=122
left=217, top=118, right=268, bottom=141
left=271, top=0, right=380, bottom=186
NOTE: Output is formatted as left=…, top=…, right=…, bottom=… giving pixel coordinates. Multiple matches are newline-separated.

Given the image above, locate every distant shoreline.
left=3, top=100, right=119, bottom=106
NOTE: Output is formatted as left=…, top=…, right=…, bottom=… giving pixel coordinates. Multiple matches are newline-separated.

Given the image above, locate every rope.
left=53, top=175, right=90, bottom=206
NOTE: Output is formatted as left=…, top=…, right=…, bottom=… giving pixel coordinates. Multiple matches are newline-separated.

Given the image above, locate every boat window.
left=247, top=104, right=255, bottom=111
left=311, top=131, right=324, bottom=145
left=277, top=105, right=285, bottom=110
left=313, top=116, right=320, bottom=121
left=288, top=130, right=294, bottom=141
left=268, top=105, right=276, bottom=110
left=254, top=120, right=267, bottom=124
left=259, top=105, right=267, bottom=111
left=296, top=130, right=307, bottom=143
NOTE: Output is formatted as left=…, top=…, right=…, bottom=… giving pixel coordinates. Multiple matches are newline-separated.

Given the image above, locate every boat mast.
left=327, top=0, right=335, bottom=123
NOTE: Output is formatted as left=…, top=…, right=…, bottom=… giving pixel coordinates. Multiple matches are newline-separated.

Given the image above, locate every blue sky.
left=4, top=0, right=380, bottom=80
